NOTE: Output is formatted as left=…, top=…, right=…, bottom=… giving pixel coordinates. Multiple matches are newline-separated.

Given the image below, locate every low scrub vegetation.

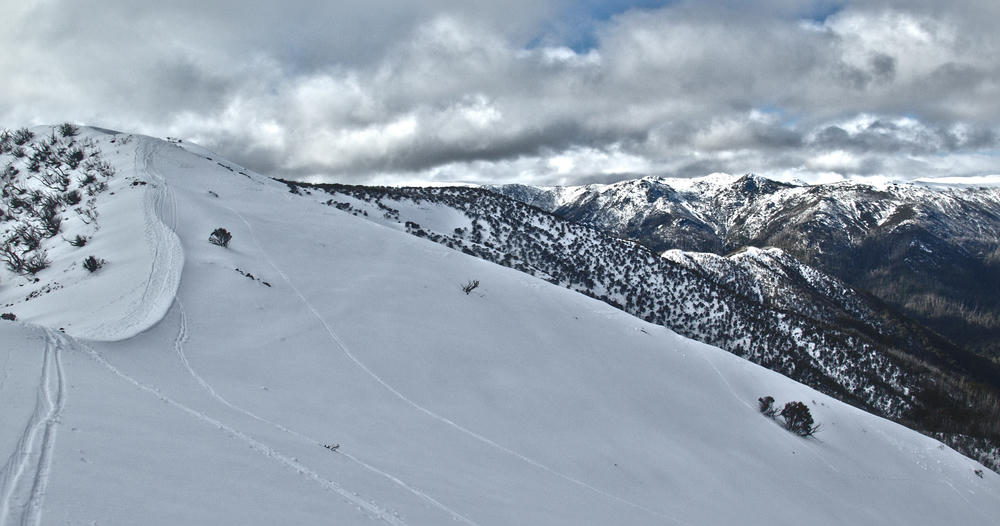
left=0, top=125, right=116, bottom=280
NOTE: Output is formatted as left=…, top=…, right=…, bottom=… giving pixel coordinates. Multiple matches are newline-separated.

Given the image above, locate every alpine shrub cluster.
left=760, top=395, right=820, bottom=437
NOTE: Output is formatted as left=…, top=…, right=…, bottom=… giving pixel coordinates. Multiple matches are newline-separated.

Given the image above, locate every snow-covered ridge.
left=0, top=132, right=998, bottom=524
left=493, top=172, right=1000, bottom=239
left=0, top=126, right=183, bottom=340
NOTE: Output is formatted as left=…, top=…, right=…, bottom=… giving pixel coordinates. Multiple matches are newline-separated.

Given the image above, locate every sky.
left=3, top=0, right=1000, bottom=186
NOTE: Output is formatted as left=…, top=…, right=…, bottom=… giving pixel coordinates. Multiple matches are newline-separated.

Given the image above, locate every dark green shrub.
left=83, top=255, right=105, bottom=272
left=58, top=122, right=79, bottom=137
left=780, top=401, right=820, bottom=436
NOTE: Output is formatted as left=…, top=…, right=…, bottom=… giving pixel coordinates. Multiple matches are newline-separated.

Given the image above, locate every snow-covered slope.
left=0, top=131, right=998, bottom=525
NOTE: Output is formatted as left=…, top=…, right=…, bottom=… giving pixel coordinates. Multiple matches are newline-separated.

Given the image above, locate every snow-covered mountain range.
left=1, top=126, right=999, bottom=524
left=491, top=174, right=1000, bottom=360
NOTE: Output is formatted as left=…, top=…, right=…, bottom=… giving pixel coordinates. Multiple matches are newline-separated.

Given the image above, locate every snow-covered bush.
left=23, top=250, right=50, bottom=275
left=209, top=227, right=232, bottom=247
left=780, top=401, right=820, bottom=436
left=66, top=147, right=85, bottom=169
left=462, top=279, right=480, bottom=295
left=63, top=189, right=82, bottom=205
left=82, top=255, right=105, bottom=272
left=38, top=199, right=62, bottom=236
left=2, top=163, right=17, bottom=181
left=13, top=224, right=42, bottom=250
left=69, top=234, right=87, bottom=247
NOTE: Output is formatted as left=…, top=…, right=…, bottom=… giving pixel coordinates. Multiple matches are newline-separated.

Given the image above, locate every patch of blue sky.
left=804, top=1, right=845, bottom=24
left=756, top=104, right=801, bottom=128
left=527, top=0, right=673, bottom=53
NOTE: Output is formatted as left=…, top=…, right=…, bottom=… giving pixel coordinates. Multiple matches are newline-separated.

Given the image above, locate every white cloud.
left=2, top=1, right=999, bottom=185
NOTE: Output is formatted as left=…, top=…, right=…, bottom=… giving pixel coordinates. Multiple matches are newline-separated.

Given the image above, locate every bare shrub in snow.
left=462, top=279, right=480, bottom=295
left=0, top=243, right=24, bottom=273
left=38, top=198, right=63, bottom=236
left=14, top=224, right=43, bottom=251
left=68, top=234, right=87, bottom=247
left=12, top=128, right=33, bottom=146
left=84, top=158, right=115, bottom=178
left=209, top=227, right=232, bottom=248
left=758, top=395, right=778, bottom=417
left=23, top=250, right=50, bottom=275
left=40, top=213, right=62, bottom=236
left=77, top=206, right=99, bottom=224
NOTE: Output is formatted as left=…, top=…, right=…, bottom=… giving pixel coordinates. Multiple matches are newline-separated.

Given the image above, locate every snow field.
left=0, top=132, right=997, bottom=525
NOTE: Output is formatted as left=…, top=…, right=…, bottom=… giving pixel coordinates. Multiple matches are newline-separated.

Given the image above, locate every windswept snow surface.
left=0, top=135, right=998, bottom=525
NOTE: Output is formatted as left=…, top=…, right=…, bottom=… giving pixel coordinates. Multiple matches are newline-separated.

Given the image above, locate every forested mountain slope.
left=493, top=175, right=1000, bottom=360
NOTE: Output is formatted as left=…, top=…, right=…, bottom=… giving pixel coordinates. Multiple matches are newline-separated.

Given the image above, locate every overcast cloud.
left=3, top=0, right=999, bottom=185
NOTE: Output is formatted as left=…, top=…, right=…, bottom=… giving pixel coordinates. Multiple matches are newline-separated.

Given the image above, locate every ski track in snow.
left=71, top=336, right=407, bottom=526
left=0, top=328, right=66, bottom=526
left=76, top=146, right=409, bottom=524
left=221, top=200, right=684, bottom=525
left=0, top=343, right=11, bottom=395
left=170, top=300, right=480, bottom=526
left=81, top=138, right=184, bottom=341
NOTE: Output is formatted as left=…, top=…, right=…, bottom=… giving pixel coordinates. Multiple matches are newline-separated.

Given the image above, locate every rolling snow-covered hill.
left=1, top=127, right=998, bottom=525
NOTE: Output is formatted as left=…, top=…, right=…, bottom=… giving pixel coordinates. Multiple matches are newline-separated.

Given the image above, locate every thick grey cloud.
left=3, top=0, right=1000, bottom=185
